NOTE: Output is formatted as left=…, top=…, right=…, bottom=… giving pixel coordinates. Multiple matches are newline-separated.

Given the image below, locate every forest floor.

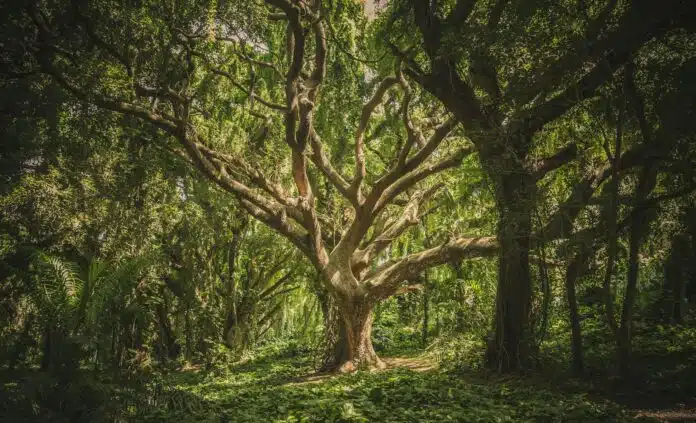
left=3, top=335, right=695, bottom=422
left=129, top=347, right=682, bottom=423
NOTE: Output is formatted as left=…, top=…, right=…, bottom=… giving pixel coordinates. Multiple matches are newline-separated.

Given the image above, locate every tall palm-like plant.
left=31, top=251, right=156, bottom=370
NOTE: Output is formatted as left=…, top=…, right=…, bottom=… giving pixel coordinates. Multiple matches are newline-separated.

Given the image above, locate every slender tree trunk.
left=617, top=167, right=657, bottom=377
left=673, top=273, right=686, bottom=324
left=686, top=208, right=696, bottom=303
left=40, top=326, right=52, bottom=371
left=223, top=230, right=242, bottom=346
left=565, top=249, right=590, bottom=376
left=111, top=323, right=117, bottom=366
left=617, top=63, right=660, bottom=377
left=156, top=295, right=180, bottom=360
left=601, top=104, right=624, bottom=336
left=422, top=281, right=430, bottom=347
left=452, top=262, right=466, bottom=332
left=488, top=171, right=535, bottom=372
left=618, top=221, right=641, bottom=377
left=664, top=235, right=688, bottom=324
left=184, top=308, right=193, bottom=361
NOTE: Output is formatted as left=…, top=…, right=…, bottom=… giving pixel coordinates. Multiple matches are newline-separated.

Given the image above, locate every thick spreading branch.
left=365, top=236, right=498, bottom=298
left=446, top=0, right=478, bottom=26
left=511, top=0, right=619, bottom=106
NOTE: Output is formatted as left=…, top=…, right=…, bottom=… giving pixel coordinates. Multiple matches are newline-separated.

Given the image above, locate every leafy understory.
left=130, top=347, right=638, bottom=423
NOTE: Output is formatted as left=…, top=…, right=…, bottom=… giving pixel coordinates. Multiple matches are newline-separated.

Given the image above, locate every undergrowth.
left=4, top=336, right=690, bottom=422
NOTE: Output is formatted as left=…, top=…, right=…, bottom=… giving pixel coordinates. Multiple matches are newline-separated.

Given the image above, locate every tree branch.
left=352, top=184, right=443, bottom=277
left=516, top=1, right=682, bottom=135
left=259, top=270, right=294, bottom=300
left=542, top=145, right=648, bottom=241
left=365, top=236, right=498, bottom=298
left=308, top=129, right=354, bottom=203
left=351, top=76, right=400, bottom=201
left=529, top=143, right=578, bottom=181
left=238, top=199, right=312, bottom=262
left=374, top=145, right=473, bottom=215
left=209, top=67, right=288, bottom=112
left=445, top=0, right=478, bottom=26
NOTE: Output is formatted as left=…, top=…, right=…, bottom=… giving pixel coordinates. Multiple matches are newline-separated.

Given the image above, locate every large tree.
left=382, top=0, right=695, bottom=371
left=15, top=0, right=502, bottom=371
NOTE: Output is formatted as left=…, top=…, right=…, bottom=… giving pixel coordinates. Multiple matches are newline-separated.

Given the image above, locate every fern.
left=32, top=251, right=83, bottom=322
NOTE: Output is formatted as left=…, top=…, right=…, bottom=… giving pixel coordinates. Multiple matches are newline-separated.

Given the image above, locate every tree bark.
left=488, top=171, right=535, bottom=372
left=184, top=308, right=193, bottom=361
left=422, top=281, right=430, bottom=347
left=601, top=103, right=624, bottom=336
left=155, top=297, right=180, bottom=360
left=40, top=325, right=53, bottom=371
left=617, top=221, right=641, bottom=377
left=334, top=297, right=384, bottom=372
left=664, top=235, right=688, bottom=324
left=223, top=229, right=243, bottom=347
left=452, top=262, right=467, bottom=332
left=617, top=173, right=657, bottom=377
left=565, top=249, right=589, bottom=376
left=315, top=284, right=343, bottom=371
left=225, top=296, right=255, bottom=354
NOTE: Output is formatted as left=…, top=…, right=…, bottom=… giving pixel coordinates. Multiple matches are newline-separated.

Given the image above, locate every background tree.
left=380, top=0, right=696, bottom=372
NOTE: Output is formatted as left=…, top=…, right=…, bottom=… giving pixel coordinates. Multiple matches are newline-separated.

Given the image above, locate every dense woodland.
left=1, top=0, right=696, bottom=421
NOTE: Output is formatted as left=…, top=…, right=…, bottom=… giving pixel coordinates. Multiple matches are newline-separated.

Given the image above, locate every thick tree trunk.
left=334, top=298, right=384, bottom=372
left=488, top=172, right=535, bottom=372
left=315, top=273, right=383, bottom=372
left=225, top=294, right=255, bottom=354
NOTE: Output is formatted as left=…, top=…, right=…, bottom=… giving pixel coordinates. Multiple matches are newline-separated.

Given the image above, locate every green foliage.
left=128, top=345, right=636, bottom=423
left=1, top=0, right=695, bottom=422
